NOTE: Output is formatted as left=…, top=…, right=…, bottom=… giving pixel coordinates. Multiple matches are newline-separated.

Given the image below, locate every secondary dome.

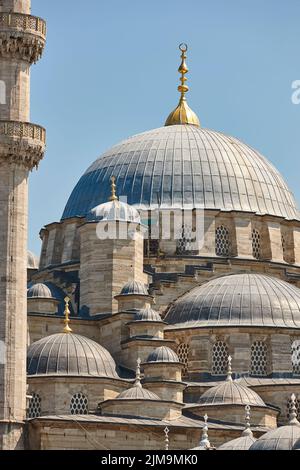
left=146, top=346, right=180, bottom=363
left=62, top=125, right=299, bottom=221
left=198, top=380, right=266, bottom=408
left=119, top=281, right=149, bottom=296
left=165, top=273, right=300, bottom=328
left=27, top=333, right=119, bottom=378
left=135, top=307, right=162, bottom=322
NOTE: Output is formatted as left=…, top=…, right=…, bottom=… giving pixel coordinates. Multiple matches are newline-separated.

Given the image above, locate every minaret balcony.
left=0, top=120, right=46, bottom=169
left=0, top=12, right=46, bottom=63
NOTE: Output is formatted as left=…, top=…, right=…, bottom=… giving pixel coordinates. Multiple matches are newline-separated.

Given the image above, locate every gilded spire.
left=109, top=175, right=118, bottom=202
left=63, top=296, right=72, bottom=334
left=165, top=43, right=200, bottom=127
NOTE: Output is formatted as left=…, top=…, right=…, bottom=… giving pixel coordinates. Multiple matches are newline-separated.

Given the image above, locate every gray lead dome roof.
left=165, top=273, right=300, bottom=329
left=62, top=125, right=299, bottom=221
left=27, top=333, right=119, bottom=378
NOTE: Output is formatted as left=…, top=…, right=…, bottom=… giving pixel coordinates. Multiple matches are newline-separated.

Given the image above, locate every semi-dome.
left=119, top=281, right=149, bottom=296
left=218, top=433, right=256, bottom=451
left=165, top=273, right=300, bottom=329
left=135, top=307, right=162, bottom=322
left=62, top=125, right=299, bottom=221
left=146, top=346, right=180, bottom=363
left=27, top=332, right=119, bottom=378
left=250, top=423, right=300, bottom=451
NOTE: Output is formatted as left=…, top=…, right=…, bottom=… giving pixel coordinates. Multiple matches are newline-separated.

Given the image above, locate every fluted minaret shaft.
left=0, top=0, right=46, bottom=450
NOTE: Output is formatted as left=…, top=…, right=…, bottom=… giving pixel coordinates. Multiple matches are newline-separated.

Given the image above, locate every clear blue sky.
left=29, top=0, right=300, bottom=254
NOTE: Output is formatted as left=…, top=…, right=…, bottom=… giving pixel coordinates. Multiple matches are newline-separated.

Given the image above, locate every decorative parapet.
left=0, top=120, right=46, bottom=169
left=0, top=13, right=46, bottom=63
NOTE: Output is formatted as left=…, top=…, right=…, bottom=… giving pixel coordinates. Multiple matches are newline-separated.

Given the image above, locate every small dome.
left=165, top=274, right=300, bottom=329
left=146, top=346, right=180, bottom=363
left=218, top=434, right=256, bottom=451
left=89, top=199, right=140, bottom=223
left=27, top=333, right=119, bottom=378
left=27, top=282, right=73, bottom=316
left=119, top=281, right=149, bottom=296
left=27, top=283, right=53, bottom=299
left=198, top=381, right=266, bottom=408
left=135, top=307, right=162, bottom=322
left=117, top=385, right=160, bottom=401
left=249, top=424, right=300, bottom=451
left=292, top=437, right=300, bottom=450
left=28, top=251, right=39, bottom=269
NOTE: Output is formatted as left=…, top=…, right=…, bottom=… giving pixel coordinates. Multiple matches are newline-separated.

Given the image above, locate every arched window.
left=291, top=340, right=300, bottom=375
left=70, top=393, right=89, bottom=415
left=212, top=341, right=229, bottom=376
left=27, top=392, right=41, bottom=419
left=177, top=343, right=190, bottom=376
left=176, top=224, right=195, bottom=255
left=250, top=341, right=268, bottom=376
left=287, top=396, right=300, bottom=420
left=215, top=225, right=230, bottom=257
left=252, top=229, right=261, bottom=260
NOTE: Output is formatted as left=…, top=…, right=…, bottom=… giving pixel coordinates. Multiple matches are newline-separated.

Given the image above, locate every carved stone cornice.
left=0, top=13, right=46, bottom=63
left=0, top=120, right=46, bottom=169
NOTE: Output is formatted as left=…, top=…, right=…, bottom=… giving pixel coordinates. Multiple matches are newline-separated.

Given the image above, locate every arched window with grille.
left=252, top=229, right=261, bottom=260
left=292, top=340, right=300, bottom=376
left=176, top=224, right=195, bottom=255
left=287, top=396, right=300, bottom=420
left=212, top=341, right=229, bottom=376
left=177, top=343, right=190, bottom=376
left=250, top=341, right=268, bottom=376
left=27, top=392, right=41, bottom=419
left=215, top=225, right=230, bottom=257
left=70, top=393, right=89, bottom=415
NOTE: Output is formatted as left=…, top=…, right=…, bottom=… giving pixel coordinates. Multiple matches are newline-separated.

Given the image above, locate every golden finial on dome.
left=165, top=43, right=200, bottom=127
left=63, top=296, right=72, bottom=334
left=109, top=175, right=118, bottom=202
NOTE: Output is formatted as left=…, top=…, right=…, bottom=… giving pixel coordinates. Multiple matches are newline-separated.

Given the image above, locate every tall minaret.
left=0, top=0, right=46, bottom=449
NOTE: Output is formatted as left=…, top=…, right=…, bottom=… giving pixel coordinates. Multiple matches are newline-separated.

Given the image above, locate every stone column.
left=234, top=214, right=253, bottom=258
left=0, top=0, right=46, bottom=449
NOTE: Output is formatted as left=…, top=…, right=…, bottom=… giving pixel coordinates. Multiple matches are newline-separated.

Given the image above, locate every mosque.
left=1, top=0, right=300, bottom=451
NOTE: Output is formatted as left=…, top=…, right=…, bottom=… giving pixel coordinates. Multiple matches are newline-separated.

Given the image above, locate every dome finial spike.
left=63, top=296, right=72, bottom=334
left=289, top=393, right=299, bottom=425
left=242, top=405, right=253, bottom=436
left=198, top=414, right=211, bottom=449
left=178, top=43, right=189, bottom=103
left=227, top=355, right=233, bottom=381
left=109, top=175, right=118, bottom=202
left=165, top=44, right=200, bottom=127
left=164, top=426, right=170, bottom=451
left=134, top=357, right=142, bottom=388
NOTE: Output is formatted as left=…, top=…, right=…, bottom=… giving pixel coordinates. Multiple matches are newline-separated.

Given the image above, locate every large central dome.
left=62, top=125, right=299, bottom=221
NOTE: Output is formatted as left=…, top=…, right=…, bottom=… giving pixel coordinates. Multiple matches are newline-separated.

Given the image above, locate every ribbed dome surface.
left=27, top=282, right=53, bottom=299
left=89, top=199, right=140, bottom=223
left=119, top=281, right=149, bottom=296
left=117, top=385, right=160, bottom=401
left=218, top=434, right=256, bottom=450
left=27, top=333, right=119, bottom=378
left=198, top=380, right=266, bottom=408
left=28, top=251, right=39, bottom=269
left=249, top=423, right=300, bottom=451
left=62, top=125, right=299, bottom=221
left=135, top=307, right=162, bottom=322
left=165, top=274, right=300, bottom=329
left=147, top=346, right=180, bottom=363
